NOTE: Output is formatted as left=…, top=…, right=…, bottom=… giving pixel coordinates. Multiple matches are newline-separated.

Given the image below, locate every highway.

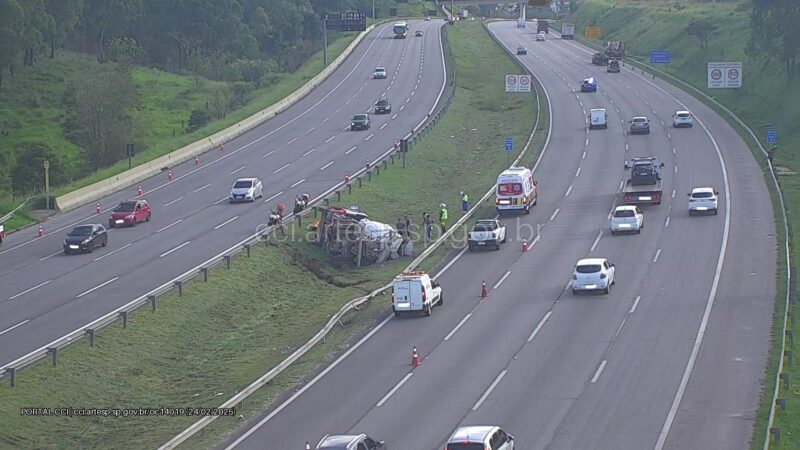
left=222, top=21, right=775, bottom=450
left=0, top=20, right=447, bottom=369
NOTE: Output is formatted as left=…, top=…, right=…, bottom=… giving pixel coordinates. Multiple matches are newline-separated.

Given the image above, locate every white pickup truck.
left=468, top=219, right=507, bottom=251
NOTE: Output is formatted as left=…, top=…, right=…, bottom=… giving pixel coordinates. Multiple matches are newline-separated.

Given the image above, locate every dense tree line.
left=750, top=0, right=800, bottom=80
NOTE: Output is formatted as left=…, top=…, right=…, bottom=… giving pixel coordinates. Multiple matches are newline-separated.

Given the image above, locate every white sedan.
left=536, top=32, right=546, bottom=41
left=672, top=110, right=694, bottom=128
left=688, top=187, right=719, bottom=215
left=610, top=205, right=643, bottom=234
left=572, top=258, right=616, bottom=295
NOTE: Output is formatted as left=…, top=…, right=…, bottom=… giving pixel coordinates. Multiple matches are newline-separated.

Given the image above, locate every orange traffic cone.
left=38, top=224, right=44, bottom=237
left=195, top=156, right=199, bottom=165
left=168, top=169, right=173, bottom=181
left=522, top=241, right=528, bottom=252
left=481, top=281, right=488, bottom=298
left=137, top=185, right=143, bottom=196
left=411, top=346, right=421, bottom=368
left=96, top=203, right=101, bottom=215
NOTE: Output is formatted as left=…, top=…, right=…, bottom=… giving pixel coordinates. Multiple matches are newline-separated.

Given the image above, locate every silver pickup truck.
left=467, top=219, right=507, bottom=251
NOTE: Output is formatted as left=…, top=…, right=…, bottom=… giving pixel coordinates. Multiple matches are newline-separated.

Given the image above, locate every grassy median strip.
left=0, top=21, right=538, bottom=450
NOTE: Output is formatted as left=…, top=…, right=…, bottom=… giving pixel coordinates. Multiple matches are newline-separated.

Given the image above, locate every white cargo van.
left=589, top=108, right=607, bottom=129
left=495, top=166, right=538, bottom=215
left=391, top=272, right=443, bottom=317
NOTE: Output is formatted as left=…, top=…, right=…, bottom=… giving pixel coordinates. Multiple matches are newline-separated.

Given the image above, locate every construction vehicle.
left=621, top=157, right=665, bottom=205
left=604, top=41, right=625, bottom=58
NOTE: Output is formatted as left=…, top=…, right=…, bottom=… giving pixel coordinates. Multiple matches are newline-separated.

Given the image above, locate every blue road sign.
left=504, top=137, right=513, bottom=152
left=650, top=50, right=670, bottom=64
left=767, top=128, right=777, bottom=145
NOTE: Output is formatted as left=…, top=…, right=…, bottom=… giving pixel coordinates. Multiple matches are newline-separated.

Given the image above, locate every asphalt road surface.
left=223, top=21, right=775, bottom=450
left=0, top=20, right=447, bottom=369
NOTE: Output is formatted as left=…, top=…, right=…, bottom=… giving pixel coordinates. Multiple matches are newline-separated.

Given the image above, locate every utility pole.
left=43, top=159, right=50, bottom=209
left=372, top=0, right=376, bottom=22
left=323, top=15, right=328, bottom=67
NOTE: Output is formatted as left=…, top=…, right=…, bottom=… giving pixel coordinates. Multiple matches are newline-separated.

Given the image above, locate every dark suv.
left=374, top=98, right=391, bottom=114
left=351, top=113, right=371, bottom=131
left=315, top=434, right=385, bottom=449
left=607, top=59, right=620, bottom=73
left=592, top=52, right=608, bottom=66
left=63, top=224, right=108, bottom=254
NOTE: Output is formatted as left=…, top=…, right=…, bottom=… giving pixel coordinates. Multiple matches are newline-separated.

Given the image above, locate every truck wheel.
left=394, top=310, right=401, bottom=318
left=424, top=304, right=432, bottom=316
left=525, top=205, right=531, bottom=214
left=603, top=286, right=610, bottom=294
left=501, top=235, right=507, bottom=244
left=494, top=243, right=500, bottom=250
left=438, top=295, right=444, bottom=306
left=572, top=289, right=578, bottom=295
left=611, top=230, right=616, bottom=235
left=713, top=209, right=718, bottom=215
left=468, top=244, right=475, bottom=251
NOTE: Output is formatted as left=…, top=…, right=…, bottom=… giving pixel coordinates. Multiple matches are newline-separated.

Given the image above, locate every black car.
left=374, top=99, right=391, bottom=114
left=607, top=59, right=621, bottom=73
left=63, top=224, right=107, bottom=254
left=351, top=113, right=371, bottom=131
left=516, top=46, right=527, bottom=55
left=592, top=52, right=608, bottom=66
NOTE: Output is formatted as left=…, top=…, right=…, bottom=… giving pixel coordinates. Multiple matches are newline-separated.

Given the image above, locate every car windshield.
left=633, top=118, right=647, bottom=123
left=677, top=113, right=690, bottom=118
left=354, top=114, right=368, bottom=121
left=375, top=67, right=385, bottom=73
left=69, top=226, right=93, bottom=237
left=576, top=264, right=602, bottom=274
left=447, top=443, right=486, bottom=450
left=692, top=192, right=714, bottom=198
left=233, top=180, right=252, bottom=189
left=377, top=100, right=389, bottom=106
left=114, top=202, right=136, bottom=212
left=474, top=223, right=497, bottom=231
left=614, top=210, right=635, bottom=218
left=497, top=183, right=523, bottom=195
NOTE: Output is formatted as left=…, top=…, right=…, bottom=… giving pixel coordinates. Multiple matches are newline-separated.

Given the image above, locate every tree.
left=10, top=143, right=69, bottom=193
left=750, top=0, right=800, bottom=80
left=0, top=0, right=26, bottom=91
left=686, top=19, right=717, bottom=49
left=44, top=0, right=83, bottom=58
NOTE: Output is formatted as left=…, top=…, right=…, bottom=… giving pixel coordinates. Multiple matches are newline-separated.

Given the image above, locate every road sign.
left=505, top=74, right=531, bottom=93
left=767, top=128, right=777, bottom=145
left=650, top=50, right=670, bottom=64
left=707, top=62, right=742, bottom=88
left=504, top=137, right=513, bottom=152
left=584, top=26, right=602, bottom=39
left=326, top=12, right=367, bottom=31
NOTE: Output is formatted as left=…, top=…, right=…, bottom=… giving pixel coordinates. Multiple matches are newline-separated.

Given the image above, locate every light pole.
left=43, top=159, right=50, bottom=209
left=323, top=15, right=328, bottom=67
left=372, top=0, right=375, bottom=22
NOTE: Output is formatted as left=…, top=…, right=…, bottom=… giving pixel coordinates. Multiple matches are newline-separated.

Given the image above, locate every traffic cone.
left=305, top=443, right=311, bottom=450
left=38, top=225, right=44, bottom=237
left=481, top=281, right=488, bottom=298
left=137, top=185, right=143, bottom=196
left=168, top=169, right=173, bottom=181
left=522, top=241, right=528, bottom=252
left=96, top=203, right=101, bottom=215
left=195, top=156, right=199, bottom=165
left=411, top=346, right=421, bottom=368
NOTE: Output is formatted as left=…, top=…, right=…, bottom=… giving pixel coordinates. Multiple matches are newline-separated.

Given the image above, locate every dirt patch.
left=281, top=245, right=372, bottom=290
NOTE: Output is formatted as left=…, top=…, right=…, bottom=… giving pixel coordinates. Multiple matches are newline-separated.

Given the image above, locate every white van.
left=589, top=108, right=607, bottom=129
left=391, top=272, right=443, bottom=317
left=495, top=166, right=538, bottom=215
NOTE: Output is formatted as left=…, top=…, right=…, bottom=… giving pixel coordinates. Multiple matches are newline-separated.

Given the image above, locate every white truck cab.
left=391, top=272, right=443, bottom=317
left=589, top=108, right=608, bottom=129
left=495, top=166, right=538, bottom=215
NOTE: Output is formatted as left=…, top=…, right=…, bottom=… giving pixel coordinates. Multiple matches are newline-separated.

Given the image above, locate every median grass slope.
left=572, top=1, right=798, bottom=448
left=0, top=21, right=539, bottom=450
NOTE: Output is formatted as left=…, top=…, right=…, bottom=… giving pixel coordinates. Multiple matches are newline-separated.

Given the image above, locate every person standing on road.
left=461, top=191, right=469, bottom=213
left=439, top=204, right=448, bottom=233
left=423, top=212, right=433, bottom=245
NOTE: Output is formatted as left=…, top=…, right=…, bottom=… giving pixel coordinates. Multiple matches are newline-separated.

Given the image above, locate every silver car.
left=629, top=116, right=650, bottom=134
left=446, top=426, right=514, bottom=450
left=229, top=177, right=263, bottom=203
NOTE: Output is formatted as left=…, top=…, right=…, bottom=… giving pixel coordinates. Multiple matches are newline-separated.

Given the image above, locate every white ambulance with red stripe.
left=495, top=166, right=538, bottom=215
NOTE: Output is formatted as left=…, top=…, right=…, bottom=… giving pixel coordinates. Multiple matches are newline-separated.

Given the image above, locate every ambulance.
left=495, top=166, right=538, bottom=215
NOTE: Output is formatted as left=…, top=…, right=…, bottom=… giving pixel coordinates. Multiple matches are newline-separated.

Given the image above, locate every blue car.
left=581, top=77, right=597, bottom=92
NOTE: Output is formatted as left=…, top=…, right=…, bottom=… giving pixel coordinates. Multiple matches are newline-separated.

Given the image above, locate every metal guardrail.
left=160, top=22, right=547, bottom=450
left=563, top=24, right=792, bottom=450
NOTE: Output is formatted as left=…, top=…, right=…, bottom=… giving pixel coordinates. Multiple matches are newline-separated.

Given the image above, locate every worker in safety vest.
left=439, top=204, right=448, bottom=233
left=460, top=191, right=469, bottom=213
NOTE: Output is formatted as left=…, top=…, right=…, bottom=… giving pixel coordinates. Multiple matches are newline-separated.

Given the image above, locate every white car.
left=572, top=258, right=616, bottom=295
left=373, top=67, right=387, bottom=79
left=672, top=110, right=694, bottom=128
left=536, top=32, right=546, bottom=41
left=610, top=205, right=643, bottom=234
left=229, top=177, right=263, bottom=203
left=688, top=187, right=719, bottom=215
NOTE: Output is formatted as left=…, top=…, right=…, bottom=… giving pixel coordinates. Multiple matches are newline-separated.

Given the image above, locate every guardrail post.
left=383, top=160, right=387, bottom=169
left=314, top=206, right=319, bottom=218
left=776, top=398, right=786, bottom=410
left=148, top=294, right=157, bottom=311
left=244, top=243, right=251, bottom=257
left=175, top=280, right=183, bottom=296
left=368, top=171, right=372, bottom=182
left=225, top=255, right=232, bottom=269
left=376, top=165, right=381, bottom=176
left=7, top=368, right=16, bottom=387
left=201, top=267, right=209, bottom=282
left=791, top=266, right=797, bottom=304
left=358, top=177, right=362, bottom=188
left=787, top=330, right=794, bottom=346
left=336, top=191, right=341, bottom=202
left=786, top=350, right=794, bottom=365
left=390, top=154, right=395, bottom=164
left=348, top=184, right=352, bottom=195
left=48, top=347, right=58, bottom=367
left=119, top=311, right=128, bottom=329
left=780, top=372, right=790, bottom=388
left=86, top=328, right=96, bottom=346
left=297, top=214, right=302, bottom=228
left=770, top=427, right=781, bottom=444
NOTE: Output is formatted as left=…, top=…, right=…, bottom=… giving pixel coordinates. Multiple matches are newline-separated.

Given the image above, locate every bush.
left=188, top=109, right=212, bottom=131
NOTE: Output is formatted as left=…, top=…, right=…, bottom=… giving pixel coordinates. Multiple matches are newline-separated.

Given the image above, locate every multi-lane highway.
left=0, top=20, right=447, bottom=369
left=221, top=21, right=775, bottom=450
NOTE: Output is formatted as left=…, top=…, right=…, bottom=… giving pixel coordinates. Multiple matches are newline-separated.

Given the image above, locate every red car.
left=108, top=200, right=151, bottom=228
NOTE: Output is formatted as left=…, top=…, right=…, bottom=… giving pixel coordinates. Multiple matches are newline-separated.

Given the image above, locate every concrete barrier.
left=56, top=23, right=385, bottom=212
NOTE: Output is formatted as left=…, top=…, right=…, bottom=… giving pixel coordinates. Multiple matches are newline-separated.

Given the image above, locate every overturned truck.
left=316, top=207, right=414, bottom=266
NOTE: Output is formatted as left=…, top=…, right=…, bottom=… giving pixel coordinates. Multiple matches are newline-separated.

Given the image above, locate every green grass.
left=570, top=1, right=798, bottom=448
left=0, top=20, right=539, bottom=450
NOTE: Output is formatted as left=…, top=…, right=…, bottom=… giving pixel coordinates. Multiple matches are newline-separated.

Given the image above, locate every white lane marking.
left=345, top=146, right=357, bottom=155
left=575, top=167, right=582, bottom=177
left=307, top=127, right=316, bottom=133
left=163, top=197, right=184, bottom=207
left=159, top=241, right=191, bottom=258
left=392, top=113, right=399, bottom=119
left=405, top=98, right=410, bottom=103
left=550, top=208, right=560, bottom=221
left=290, top=179, right=306, bottom=188
left=263, top=191, right=284, bottom=204
left=214, top=216, right=239, bottom=230
left=591, top=360, right=608, bottom=383
left=625, top=143, right=629, bottom=151
left=0, top=320, right=30, bottom=335
left=376, top=372, right=414, bottom=407
left=9, top=280, right=53, bottom=300
left=76, top=276, right=119, bottom=298
left=672, top=189, right=677, bottom=199
left=667, top=132, right=671, bottom=139
left=94, top=243, right=132, bottom=261
left=590, top=230, right=602, bottom=252
left=324, top=136, right=336, bottom=143
left=262, top=150, right=276, bottom=158
left=672, top=147, right=677, bottom=154
left=380, top=123, right=388, bottom=130
left=39, top=250, right=62, bottom=261
left=665, top=217, right=671, bottom=228
left=444, top=313, right=473, bottom=341
left=322, top=117, right=330, bottom=123
left=607, top=211, right=613, bottom=221
left=527, top=311, right=553, bottom=342
left=193, top=184, right=211, bottom=193
left=273, top=163, right=291, bottom=174
left=565, top=185, right=573, bottom=197
left=286, top=137, right=297, bottom=145
left=674, top=166, right=678, bottom=174
left=473, top=370, right=508, bottom=411
left=584, top=138, right=589, bottom=146
left=302, top=148, right=316, bottom=157
left=230, top=165, right=247, bottom=175
left=653, top=248, right=662, bottom=263
left=493, top=271, right=512, bottom=290
left=320, top=162, right=334, bottom=171
left=630, top=295, right=641, bottom=314
left=400, top=105, right=406, bottom=111
left=364, top=133, right=375, bottom=141
left=156, top=219, right=183, bottom=233
left=334, top=108, right=341, bottom=114
left=582, top=151, right=586, bottom=160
